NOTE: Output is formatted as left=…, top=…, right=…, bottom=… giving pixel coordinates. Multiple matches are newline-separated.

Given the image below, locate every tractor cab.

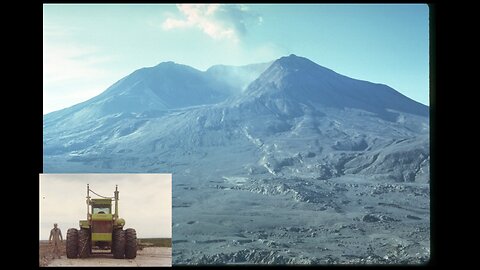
left=90, top=199, right=113, bottom=219
left=91, top=199, right=112, bottom=215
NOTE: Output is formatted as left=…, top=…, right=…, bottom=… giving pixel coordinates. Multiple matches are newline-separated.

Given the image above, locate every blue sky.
left=43, top=4, right=429, bottom=114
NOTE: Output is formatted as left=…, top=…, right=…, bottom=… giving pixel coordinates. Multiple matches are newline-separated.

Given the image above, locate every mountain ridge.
left=45, top=54, right=428, bottom=120
left=44, top=54, right=429, bottom=183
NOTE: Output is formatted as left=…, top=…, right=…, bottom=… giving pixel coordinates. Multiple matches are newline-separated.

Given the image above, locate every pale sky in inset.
left=43, top=4, right=429, bottom=114
left=39, top=174, right=172, bottom=240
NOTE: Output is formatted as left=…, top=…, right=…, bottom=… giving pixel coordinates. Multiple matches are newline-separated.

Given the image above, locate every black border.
left=28, top=1, right=445, bottom=268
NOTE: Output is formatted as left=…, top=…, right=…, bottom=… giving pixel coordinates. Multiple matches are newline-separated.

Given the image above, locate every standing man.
left=49, top=223, right=63, bottom=259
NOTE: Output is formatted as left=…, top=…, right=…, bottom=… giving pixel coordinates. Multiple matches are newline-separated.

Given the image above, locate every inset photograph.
left=39, top=174, right=172, bottom=267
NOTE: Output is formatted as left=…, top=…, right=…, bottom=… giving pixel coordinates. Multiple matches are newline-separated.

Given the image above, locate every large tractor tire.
left=66, top=228, right=78, bottom=258
left=125, top=228, right=137, bottom=259
left=112, top=229, right=125, bottom=259
left=78, top=229, right=91, bottom=258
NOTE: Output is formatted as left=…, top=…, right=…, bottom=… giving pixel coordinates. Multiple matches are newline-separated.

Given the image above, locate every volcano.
left=44, top=54, right=430, bottom=264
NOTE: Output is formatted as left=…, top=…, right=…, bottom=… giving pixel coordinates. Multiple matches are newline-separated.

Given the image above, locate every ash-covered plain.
left=44, top=55, right=430, bottom=264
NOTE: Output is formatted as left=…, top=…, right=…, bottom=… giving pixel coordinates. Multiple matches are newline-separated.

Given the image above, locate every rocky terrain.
left=43, top=54, right=429, bottom=264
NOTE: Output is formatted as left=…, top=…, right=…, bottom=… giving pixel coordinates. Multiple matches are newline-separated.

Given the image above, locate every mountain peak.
left=243, top=54, right=429, bottom=119
left=267, top=54, right=334, bottom=77
left=155, top=61, right=176, bottom=67
left=276, top=54, right=314, bottom=65
left=247, top=54, right=334, bottom=90
left=152, top=61, right=190, bottom=70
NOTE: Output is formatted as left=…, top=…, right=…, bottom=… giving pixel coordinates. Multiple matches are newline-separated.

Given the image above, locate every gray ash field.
left=172, top=175, right=429, bottom=264
left=44, top=55, right=430, bottom=264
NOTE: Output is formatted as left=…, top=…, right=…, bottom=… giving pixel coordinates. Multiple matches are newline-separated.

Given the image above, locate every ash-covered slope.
left=232, top=54, right=428, bottom=121
left=44, top=54, right=429, bottom=183
left=44, top=61, right=236, bottom=127
left=217, top=54, right=429, bottom=182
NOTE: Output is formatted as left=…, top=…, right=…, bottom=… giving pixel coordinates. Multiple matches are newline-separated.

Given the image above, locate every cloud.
left=162, top=4, right=260, bottom=43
